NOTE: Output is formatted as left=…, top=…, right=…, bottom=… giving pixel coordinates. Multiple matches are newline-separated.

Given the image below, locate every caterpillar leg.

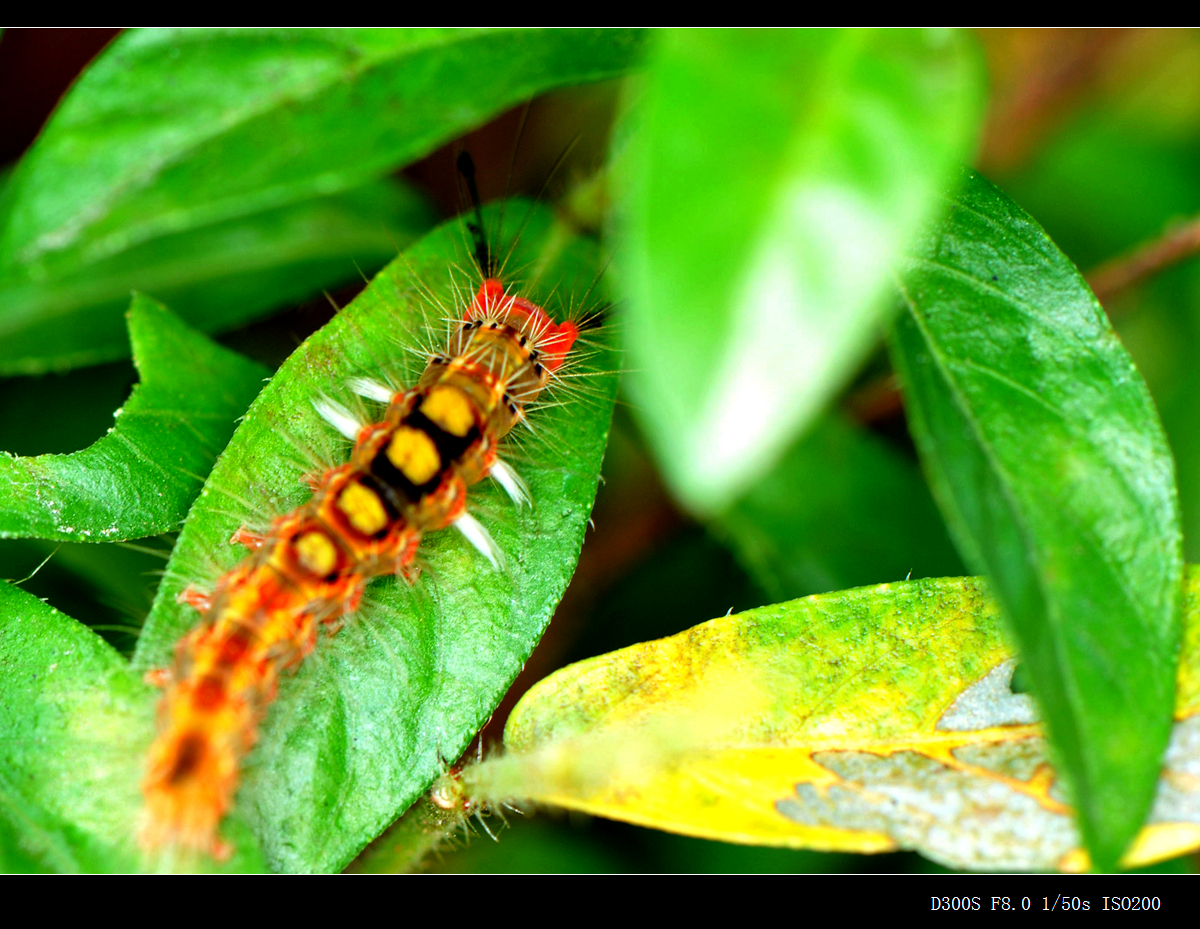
left=144, top=668, right=172, bottom=689
left=343, top=585, right=363, bottom=616
left=393, top=534, right=423, bottom=586
left=319, top=582, right=365, bottom=639
left=303, top=468, right=334, bottom=493
left=229, top=526, right=266, bottom=549
left=176, top=586, right=213, bottom=613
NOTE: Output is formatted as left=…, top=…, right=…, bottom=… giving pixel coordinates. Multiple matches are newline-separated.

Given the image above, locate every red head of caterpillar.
left=468, top=278, right=580, bottom=375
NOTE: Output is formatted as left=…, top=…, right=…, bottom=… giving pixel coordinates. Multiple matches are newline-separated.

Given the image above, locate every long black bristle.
left=456, top=151, right=493, bottom=277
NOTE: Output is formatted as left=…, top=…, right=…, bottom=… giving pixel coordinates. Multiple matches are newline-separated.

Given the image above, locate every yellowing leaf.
left=458, top=572, right=1200, bottom=872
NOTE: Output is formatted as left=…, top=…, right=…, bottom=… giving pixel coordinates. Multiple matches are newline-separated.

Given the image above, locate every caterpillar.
left=137, top=178, right=604, bottom=862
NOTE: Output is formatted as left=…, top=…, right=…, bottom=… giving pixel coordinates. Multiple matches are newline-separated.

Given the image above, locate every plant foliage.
left=1, top=27, right=1197, bottom=874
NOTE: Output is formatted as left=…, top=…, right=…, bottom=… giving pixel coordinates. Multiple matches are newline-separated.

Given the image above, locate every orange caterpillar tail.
left=141, top=277, right=578, bottom=858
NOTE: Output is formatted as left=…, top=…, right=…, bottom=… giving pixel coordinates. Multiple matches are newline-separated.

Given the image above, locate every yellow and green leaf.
left=454, top=572, right=1200, bottom=872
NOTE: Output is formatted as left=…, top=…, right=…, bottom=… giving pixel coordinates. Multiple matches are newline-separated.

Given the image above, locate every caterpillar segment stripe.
left=336, top=481, right=390, bottom=537
left=386, top=426, right=441, bottom=486
left=294, top=529, right=339, bottom=578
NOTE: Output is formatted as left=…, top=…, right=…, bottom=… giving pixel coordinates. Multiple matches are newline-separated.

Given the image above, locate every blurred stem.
left=976, top=29, right=1134, bottom=175
left=1086, top=215, right=1200, bottom=309
left=843, top=373, right=904, bottom=425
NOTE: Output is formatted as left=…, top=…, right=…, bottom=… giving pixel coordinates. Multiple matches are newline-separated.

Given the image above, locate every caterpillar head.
left=467, top=278, right=579, bottom=374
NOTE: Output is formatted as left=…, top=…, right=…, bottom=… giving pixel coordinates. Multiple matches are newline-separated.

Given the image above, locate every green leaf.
left=0, top=295, right=268, bottom=541
left=0, top=179, right=434, bottom=374
left=889, top=169, right=1183, bottom=870
left=131, top=202, right=617, bottom=872
left=716, top=413, right=963, bottom=600
left=0, top=580, right=266, bottom=872
left=470, top=574, right=1200, bottom=873
left=3, top=28, right=645, bottom=269
left=998, top=112, right=1200, bottom=566
left=0, top=29, right=644, bottom=376
left=618, top=28, right=983, bottom=513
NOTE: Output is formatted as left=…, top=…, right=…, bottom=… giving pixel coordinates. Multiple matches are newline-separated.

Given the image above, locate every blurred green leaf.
left=0, top=29, right=645, bottom=373
left=131, top=202, right=617, bottom=872
left=425, top=819, right=628, bottom=874
left=889, top=169, right=1183, bottom=871
left=353, top=806, right=632, bottom=874
left=717, top=413, right=963, bottom=600
left=618, top=28, right=983, bottom=513
left=0, top=580, right=266, bottom=872
left=0, top=295, right=268, bottom=541
left=0, top=179, right=433, bottom=374
left=1002, top=120, right=1200, bottom=266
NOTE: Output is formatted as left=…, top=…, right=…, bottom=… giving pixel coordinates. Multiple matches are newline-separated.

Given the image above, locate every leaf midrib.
left=894, top=276, right=1081, bottom=759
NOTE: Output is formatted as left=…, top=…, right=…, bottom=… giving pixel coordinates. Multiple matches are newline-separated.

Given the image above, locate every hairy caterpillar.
left=135, top=183, right=609, bottom=864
